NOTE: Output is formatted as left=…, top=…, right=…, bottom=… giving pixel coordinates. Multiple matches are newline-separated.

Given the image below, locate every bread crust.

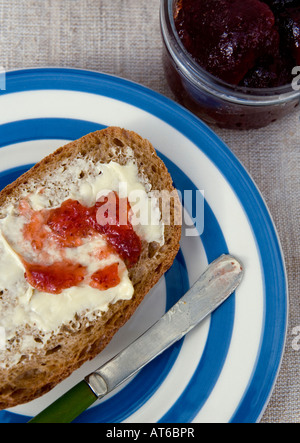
left=0, top=127, right=181, bottom=410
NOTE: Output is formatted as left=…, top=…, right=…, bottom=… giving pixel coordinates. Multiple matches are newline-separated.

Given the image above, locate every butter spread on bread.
left=0, top=127, right=181, bottom=409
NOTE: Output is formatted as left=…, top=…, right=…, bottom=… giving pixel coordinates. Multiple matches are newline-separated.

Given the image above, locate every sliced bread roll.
left=0, top=127, right=181, bottom=409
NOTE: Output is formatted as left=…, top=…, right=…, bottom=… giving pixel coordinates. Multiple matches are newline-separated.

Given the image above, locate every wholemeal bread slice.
left=0, top=127, right=181, bottom=410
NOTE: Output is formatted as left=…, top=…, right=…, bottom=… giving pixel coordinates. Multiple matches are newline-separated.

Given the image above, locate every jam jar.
left=160, top=0, right=300, bottom=130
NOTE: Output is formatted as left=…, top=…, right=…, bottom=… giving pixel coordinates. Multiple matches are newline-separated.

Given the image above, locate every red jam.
left=20, top=192, right=142, bottom=295
left=174, top=0, right=300, bottom=88
left=23, top=261, right=87, bottom=295
left=90, top=263, right=121, bottom=291
left=46, top=194, right=141, bottom=266
left=46, top=199, right=95, bottom=248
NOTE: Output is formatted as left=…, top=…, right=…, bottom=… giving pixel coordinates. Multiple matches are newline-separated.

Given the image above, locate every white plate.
left=0, top=68, right=288, bottom=423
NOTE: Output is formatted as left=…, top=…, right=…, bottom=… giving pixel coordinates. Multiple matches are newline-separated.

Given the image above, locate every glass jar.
left=160, top=0, right=300, bottom=130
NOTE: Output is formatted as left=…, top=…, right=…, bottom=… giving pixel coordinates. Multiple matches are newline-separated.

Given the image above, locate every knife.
left=28, top=254, right=243, bottom=423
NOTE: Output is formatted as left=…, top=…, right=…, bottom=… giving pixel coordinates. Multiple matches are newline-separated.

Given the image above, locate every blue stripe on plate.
left=0, top=69, right=288, bottom=423
left=0, top=119, right=105, bottom=148
left=0, top=165, right=34, bottom=189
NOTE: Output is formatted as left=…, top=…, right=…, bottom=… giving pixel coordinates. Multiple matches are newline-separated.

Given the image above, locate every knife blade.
left=29, top=254, right=243, bottom=423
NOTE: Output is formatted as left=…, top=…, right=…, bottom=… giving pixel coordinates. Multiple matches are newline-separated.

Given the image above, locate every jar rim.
left=160, top=0, right=300, bottom=107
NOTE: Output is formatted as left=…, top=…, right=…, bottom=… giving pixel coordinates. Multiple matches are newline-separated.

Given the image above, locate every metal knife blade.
left=85, top=254, right=243, bottom=399
left=29, top=254, right=243, bottom=423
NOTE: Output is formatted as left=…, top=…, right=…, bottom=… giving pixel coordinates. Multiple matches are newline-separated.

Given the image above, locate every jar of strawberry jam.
left=160, top=0, right=300, bottom=129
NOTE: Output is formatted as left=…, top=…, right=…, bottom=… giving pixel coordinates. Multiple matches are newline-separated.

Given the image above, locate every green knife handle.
left=28, top=380, right=97, bottom=423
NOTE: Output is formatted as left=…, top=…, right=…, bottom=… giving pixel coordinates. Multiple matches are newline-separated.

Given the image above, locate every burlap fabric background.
left=0, top=0, right=299, bottom=423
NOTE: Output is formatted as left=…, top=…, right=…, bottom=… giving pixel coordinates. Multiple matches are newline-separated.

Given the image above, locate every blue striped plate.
left=0, top=69, right=287, bottom=423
